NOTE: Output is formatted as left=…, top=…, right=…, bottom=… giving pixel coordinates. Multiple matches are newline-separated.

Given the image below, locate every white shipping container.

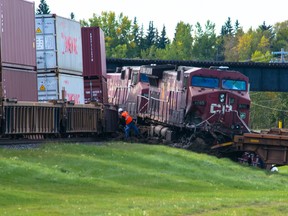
left=35, top=14, right=83, bottom=74
left=38, top=73, right=84, bottom=104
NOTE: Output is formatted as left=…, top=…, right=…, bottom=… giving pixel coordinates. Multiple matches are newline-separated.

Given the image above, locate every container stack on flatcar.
left=0, top=1, right=119, bottom=140
left=0, top=0, right=37, bottom=101
left=35, top=14, right=84, bottom=104
left=81, top=27, right=108, bottom=103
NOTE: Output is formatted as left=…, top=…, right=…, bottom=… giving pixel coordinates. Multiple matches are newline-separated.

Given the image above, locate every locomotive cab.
left=185, top=67, right=251, bottom=138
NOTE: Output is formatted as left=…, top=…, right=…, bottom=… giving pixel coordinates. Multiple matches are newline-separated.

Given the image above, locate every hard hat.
left=118, top=108, right=123, bottom=113
left=271, top=165, right=279, bottom=172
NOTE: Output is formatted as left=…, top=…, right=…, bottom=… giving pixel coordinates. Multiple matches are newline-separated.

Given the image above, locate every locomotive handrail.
left=150, top=96, right=168, bottom=103
left=113, top=86, right=129, bottom=105
left=167, top=90, right=182, bottom=123
left=187, top=110, right=220, bottom=129
left=231, top=110, right=251, bottom=133
left=149, top=96, right=168, bottom=121
left=136, top=94, right=149, bottom=114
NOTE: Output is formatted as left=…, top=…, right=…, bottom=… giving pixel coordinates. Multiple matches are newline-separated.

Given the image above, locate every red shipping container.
left=84, top=76, right=108, bottom=104
left=81, top=27, right=107, bottom=78
left=0, top=0, right=36, bottom=69
left=2, top=67, right=37, bottom=101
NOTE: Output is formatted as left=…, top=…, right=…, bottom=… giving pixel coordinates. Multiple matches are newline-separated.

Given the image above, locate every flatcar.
left=0, top=98, right=118, bottom=139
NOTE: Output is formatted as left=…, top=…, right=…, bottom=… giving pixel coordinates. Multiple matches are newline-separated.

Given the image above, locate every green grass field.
left=1, top=141, right=288, bottom=216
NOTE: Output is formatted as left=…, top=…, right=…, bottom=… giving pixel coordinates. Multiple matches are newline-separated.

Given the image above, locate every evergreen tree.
left=258, top=21, right=275, bottom=41
left=70, top=12, right=75, bottom=20
left=234, top=20, right=240, bottom=33
left=36, top=0, right=50, bottom=15
left=128, top=17, right=141, bottom=58
left=139, top=24, right=146, bottom=50
left=144, top=21, right=156, bottom=49
left=259, top=21, right=272, bottom=31
left=158, top=25, right=170, bottom=49
left=221, top=17, right=233, bottom=36
left=132, top=18, right=140, bottom=46
left=155, top=29, right=160, bottom=48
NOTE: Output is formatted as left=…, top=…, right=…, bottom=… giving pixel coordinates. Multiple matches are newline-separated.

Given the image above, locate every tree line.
left=80, top=12, right=288, bottom=63
left=36, top=0, right=288, bottom=129
left=36, top=0, right=288, bottom=62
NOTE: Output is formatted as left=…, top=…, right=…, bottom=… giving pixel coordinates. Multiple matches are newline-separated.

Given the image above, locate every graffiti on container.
left=66, top=93, right=81, bottom=104
left=61, top=32, right=78, bottom=55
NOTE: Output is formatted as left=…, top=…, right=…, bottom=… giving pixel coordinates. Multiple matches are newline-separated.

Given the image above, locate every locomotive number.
left=210, top=103, right=232, bottom=114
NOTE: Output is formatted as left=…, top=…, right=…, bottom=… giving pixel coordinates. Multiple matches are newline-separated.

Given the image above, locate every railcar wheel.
left=187, top=137, right=210, bottom=153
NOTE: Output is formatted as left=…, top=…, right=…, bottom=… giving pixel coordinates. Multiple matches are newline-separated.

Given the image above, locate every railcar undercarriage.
left=137, top=119, right=285, bottom=170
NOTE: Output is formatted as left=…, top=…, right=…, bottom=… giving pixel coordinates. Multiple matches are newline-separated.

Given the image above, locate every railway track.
left=0, top=137, right=108, bottom=148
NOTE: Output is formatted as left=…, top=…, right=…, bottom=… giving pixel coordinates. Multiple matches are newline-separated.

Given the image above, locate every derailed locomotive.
left=107, top=64, right=251, bottom=148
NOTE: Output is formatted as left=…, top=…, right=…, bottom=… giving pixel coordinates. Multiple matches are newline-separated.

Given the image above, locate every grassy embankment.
left=1, top=141, right=288, bottom=216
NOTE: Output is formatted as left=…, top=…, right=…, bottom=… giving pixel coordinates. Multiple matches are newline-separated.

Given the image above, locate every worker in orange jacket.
left=118, top=108, right=139, bottom=138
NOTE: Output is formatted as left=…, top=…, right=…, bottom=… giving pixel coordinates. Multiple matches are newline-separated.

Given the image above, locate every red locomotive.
left=107, top=64, right=251, bottom=146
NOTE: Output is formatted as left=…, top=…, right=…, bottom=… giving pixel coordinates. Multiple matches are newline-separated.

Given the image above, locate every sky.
left=33, top=0, right=288, bottom=39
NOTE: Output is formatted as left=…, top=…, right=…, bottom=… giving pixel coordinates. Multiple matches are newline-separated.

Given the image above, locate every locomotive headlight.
left=238, top=104, right=250, bottom=109
left=240, top=112, right=246, bottom=119
left=219, top=93, right=226, bottom=103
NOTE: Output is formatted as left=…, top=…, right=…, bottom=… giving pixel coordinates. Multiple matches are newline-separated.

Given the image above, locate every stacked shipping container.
left=81, top=27, right=108, bottom=103
left=35, top=14, right=84, bottom=104
left=0, top=0, right=37, bottom=101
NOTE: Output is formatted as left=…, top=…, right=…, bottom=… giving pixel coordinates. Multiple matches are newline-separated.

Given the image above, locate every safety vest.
left=121, top=111, right=133, bottom=125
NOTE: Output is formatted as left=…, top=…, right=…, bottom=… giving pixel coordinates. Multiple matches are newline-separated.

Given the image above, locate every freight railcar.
left=107, top=64, right=251, bottom=147
left=0, top=99, right=118, bottom=139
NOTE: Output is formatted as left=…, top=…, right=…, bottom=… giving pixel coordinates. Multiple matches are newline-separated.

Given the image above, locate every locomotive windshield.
left=131, top=72, right=138, bottom=85
left=222, top=79, right=246, bottom=91
left=191, top=76, right=219, bottom=88
left=140, top=73, right=149, bottom=83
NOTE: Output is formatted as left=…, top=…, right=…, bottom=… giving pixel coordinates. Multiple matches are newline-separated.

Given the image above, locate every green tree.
left=144, top=21, right=157, bottom=50
left=247, top=22, right=274, bottom=62
left=251, top=50, right=272, bottom=62
left=157, top=25, right=170, bottom=49
left=250, top=92, right=279, bottom=129
left=258, top=21, right=274, bottom=41
left=36, top=0, right=50, bottom=15
left=140, top=45, right=158, bottom=59
left=127, top=17, right=141, bottom=58
left=221, top=17, right=233, bottom=36
left=234, top=19, right=240, bottom=34
left=138, top=24, right=146, bottom=52
left=192, top=20, right=217, bottom=60
left=86, top=11, right=132, bottom=58
left=165, top=21, right=193, bottom=60
left=70, top=12, right=75, bottom=20
left=272, top=20, right=288, bottom=52
left=223, top=36, right=238, bottom=61
left=219, top=18, right=245, bottom=61
left=237, top=33, right=253, bottom=61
